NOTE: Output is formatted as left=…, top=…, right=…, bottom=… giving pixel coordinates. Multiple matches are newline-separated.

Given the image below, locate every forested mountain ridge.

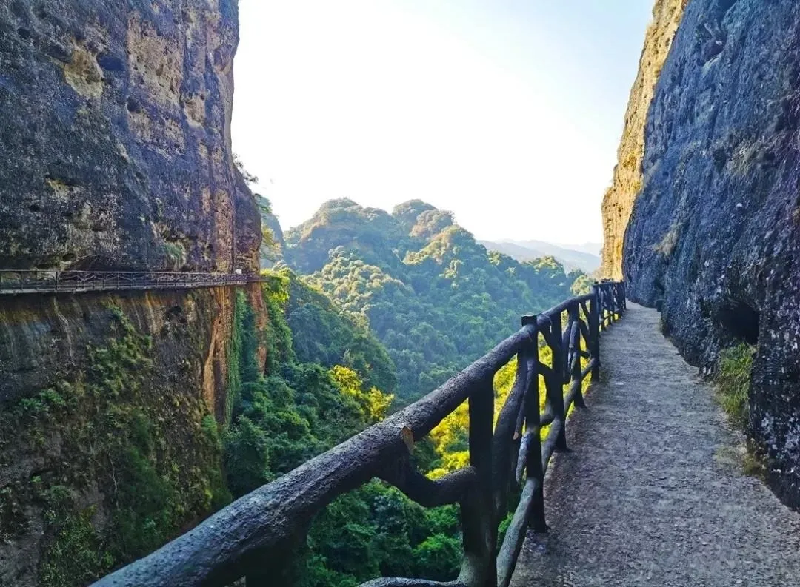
left=282, top=198, right=590, bottom=401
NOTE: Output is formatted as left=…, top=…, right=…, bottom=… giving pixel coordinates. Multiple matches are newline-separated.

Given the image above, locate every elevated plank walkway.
left=0, top=270, right=263, bottom=295
left=511, top=302, right=800, bottom=586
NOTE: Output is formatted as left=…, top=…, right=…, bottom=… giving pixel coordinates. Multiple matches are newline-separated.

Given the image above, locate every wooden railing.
left=0, top=270, right=263, bottom=295
left=93, top=281, right=626, bottom=587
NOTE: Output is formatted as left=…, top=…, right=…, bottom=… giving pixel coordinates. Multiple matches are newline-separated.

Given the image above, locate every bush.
left=715, top=343, right=755, bottom=430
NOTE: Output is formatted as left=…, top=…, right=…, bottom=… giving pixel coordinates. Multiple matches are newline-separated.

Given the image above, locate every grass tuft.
left=715, top=343, right=755, bottom=430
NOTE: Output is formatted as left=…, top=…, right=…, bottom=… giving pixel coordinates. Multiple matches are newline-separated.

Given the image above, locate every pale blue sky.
left=231, top=0, right=654, bottom=244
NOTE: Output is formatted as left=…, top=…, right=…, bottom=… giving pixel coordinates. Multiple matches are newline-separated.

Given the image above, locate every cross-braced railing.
left=0, top=270, right=263, bottom=295
left=93, top=281, right=626, bottom=587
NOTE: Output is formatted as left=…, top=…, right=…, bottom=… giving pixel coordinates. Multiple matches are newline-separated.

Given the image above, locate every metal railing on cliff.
left=92, top=281, right=627, bottom=587
left=0, top=270, right=264, bottom=295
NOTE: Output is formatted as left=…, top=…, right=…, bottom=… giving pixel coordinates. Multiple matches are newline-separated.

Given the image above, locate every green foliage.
left=287, top=199, right=584, bottom=401
left=223, top=279, right=461, bottom=585
left=412, top=534, right=461, bottom=581
left=715, top=343, right=755, bottom=429
left=225, top=286, right=395, bottom=492
left=1, top=307, right=230, bottom=587
left=162, top=241, right=186, bottom=267
left=305, top=483, right=461, bottom=586
left=286, top=270, right=397, bottom=395
left=569, top=270, right=594, bottom=295
left=257, top=194, right=285, bottom=267
left=39, top=506, right=113, bottom=587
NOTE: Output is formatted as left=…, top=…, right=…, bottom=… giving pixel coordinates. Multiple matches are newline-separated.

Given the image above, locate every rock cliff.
left=622, top=0, right=800, bottom=506
left=0, top=0, right=259, bottom=272
left=600, top=0, right=687, bottom=279
left=0, top=1, right=263, bottom=584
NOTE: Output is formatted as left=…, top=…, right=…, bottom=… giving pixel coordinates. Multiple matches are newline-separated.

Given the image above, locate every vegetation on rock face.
left=0, top=307, right=227, bottom=587
left=284, top=198, right=587, bottom=401
left=715, top=343, right=755, bottom=430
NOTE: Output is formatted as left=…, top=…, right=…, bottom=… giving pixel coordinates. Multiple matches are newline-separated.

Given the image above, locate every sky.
left=231, top=0, right=654, bottom=245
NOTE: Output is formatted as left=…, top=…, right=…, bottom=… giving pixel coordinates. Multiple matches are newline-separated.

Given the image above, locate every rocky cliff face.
left=623, top=0, right=800, bottom=506
left=600, top=0, right=687, bottom=279
left=0, top=0, right=259, bottom=272
left=0, top=1, right=263, bottom=584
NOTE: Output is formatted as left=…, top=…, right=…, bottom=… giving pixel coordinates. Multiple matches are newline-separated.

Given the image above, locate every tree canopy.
left=285, top=199, right=587, bottom=401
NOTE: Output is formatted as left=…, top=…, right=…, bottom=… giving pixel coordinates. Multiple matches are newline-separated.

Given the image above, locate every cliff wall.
left=0, top=1, right=264, bottom=584
left=0, top=286, right=259, bottom=586
left=0, top=0, right=259, bottom=272
left=622, top=0, right=800, bottom=506
left=600, top=0, right=687, bottom=279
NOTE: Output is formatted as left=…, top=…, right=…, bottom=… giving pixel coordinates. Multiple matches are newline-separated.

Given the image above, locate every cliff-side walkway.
left=0, top=270, right=263, bottom=295
left=511, top=302, right=800, bottom=586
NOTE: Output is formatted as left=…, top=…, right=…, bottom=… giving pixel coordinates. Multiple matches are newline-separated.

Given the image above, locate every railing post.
left=611, top=284, right=618, bottom=320
left=590, top=284, right=601, bottom=382
left=546, top=311, right=568, bottom=451
left=599, top=285, right=608, bottom=332
left=521, top=317, right=547, bottom=533
left=621, top=281, right=627, bottom=312
left=568, top=303, right=585, bottom=408
left=461, top=376, right=496, bottom=587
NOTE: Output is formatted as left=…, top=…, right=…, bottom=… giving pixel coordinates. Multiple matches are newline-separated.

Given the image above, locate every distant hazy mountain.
left=479, top=239, right=601, bottom=274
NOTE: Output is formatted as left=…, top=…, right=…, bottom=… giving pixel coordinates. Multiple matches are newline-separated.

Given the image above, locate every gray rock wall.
left=0, top=0, right=259, bottom=272
left=623, top=0, right=800, bottom=505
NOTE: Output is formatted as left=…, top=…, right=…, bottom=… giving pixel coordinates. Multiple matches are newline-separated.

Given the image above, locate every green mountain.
left=284, top=198, right=588, bottom=401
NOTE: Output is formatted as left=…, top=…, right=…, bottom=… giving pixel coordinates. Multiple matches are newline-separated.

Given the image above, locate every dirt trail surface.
left=510, top=302, right=800, bottom=586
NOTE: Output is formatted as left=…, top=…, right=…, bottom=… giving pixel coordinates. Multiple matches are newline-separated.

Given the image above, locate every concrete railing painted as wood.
left=0, top=270, right=263, bottom=295
left=92, top=281, right=627, bottom=587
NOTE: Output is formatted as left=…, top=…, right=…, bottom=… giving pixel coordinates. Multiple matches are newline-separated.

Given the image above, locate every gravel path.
left=510, top=302, right=800, bottom=586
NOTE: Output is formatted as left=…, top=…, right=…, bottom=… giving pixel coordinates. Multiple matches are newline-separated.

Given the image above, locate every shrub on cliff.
left=715, top=343, right=755, bottom=430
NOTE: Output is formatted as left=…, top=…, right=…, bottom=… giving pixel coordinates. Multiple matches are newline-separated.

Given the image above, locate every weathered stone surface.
left=0, top=0, right=258, bottom=272
left=600, top=0, right=687, bottom=279
left=623, top=0, right=800, bottom=506
left=0, top=285, right=262, bottom=586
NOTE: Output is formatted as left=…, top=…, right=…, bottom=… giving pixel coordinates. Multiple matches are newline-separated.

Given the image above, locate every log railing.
left=93, top=281, right=626, bottom=587
left=0, top=270, right=263, bottom=295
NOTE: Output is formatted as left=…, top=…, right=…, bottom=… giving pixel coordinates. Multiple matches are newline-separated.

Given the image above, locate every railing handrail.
left=92, top=281, right=627, bottom=587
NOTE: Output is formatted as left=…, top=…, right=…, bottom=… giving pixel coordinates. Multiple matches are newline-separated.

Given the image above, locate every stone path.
left=510, top=302, right=800, bottom=587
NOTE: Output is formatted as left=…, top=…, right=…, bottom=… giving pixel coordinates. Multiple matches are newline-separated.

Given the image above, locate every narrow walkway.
left=511, top=302, right=800, bottom=586
left=0, top=270, right=263, bottom=295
